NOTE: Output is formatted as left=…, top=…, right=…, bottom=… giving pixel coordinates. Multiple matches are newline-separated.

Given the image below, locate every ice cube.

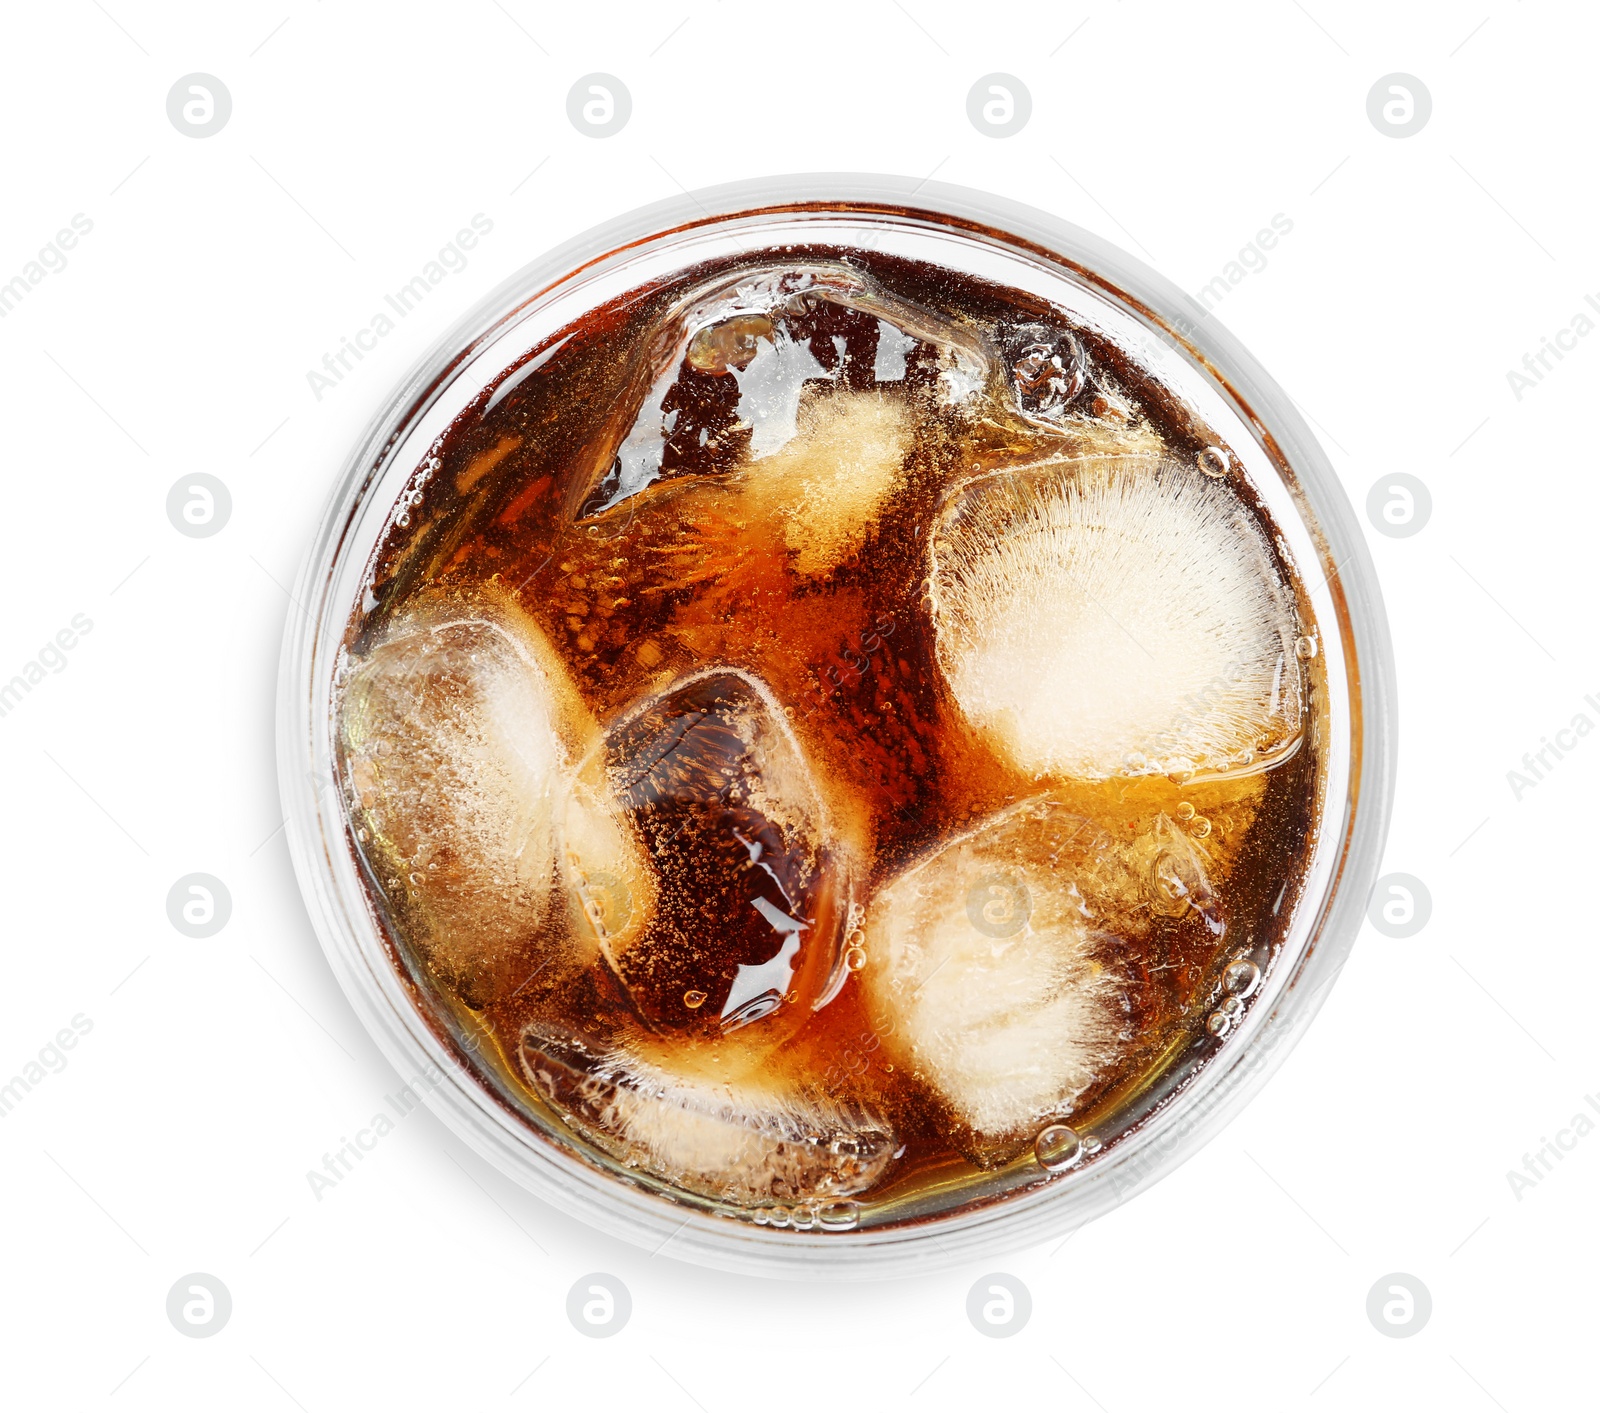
left=1007, top=325, right=1087, bottom=423
left=858, top=798, right=1139, bottom=1165
left=339, top=592, right=634, bottom=1002
left=518, top=1022, right=896, bottom=1206
left=929, top=456, right=1303, bottom=783
left=570, top=669, right=849, bottom=1045
left=739, top=389, right=912, bottom=577
left=578, top=262, right=988, bottom=519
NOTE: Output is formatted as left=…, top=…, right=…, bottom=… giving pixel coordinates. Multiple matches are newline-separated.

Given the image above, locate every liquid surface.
left=335, top=244, right=1324, bottom=1229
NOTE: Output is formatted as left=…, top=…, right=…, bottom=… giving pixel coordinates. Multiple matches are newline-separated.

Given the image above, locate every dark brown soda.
left=341, top=241, right=1324, bottom=1221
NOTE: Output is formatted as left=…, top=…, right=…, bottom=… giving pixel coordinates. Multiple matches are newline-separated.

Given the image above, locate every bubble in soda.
left=336, top=237, right=1324, bottom=1227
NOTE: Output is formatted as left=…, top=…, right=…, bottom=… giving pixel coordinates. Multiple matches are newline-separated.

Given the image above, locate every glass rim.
left=277, top=173, right=1397, bottom=1279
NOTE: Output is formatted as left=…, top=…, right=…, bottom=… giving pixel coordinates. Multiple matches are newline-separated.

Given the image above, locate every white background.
left=1, top=1, right=1594, bottom=1407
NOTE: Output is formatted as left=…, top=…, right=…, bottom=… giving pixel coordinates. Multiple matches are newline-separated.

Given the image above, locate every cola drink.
left=335, top=242, right=1322, bottom=1225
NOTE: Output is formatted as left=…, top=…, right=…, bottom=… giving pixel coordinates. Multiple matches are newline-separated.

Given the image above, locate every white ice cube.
left=740, top=390, right=913, bottom=578
left=340, top=592, right=640, bottom=996
left=519, top=1023, right=896, bottom=1206
left=859, top=798, right=1132, bottom=1163
left=929, top=456, right=1303, bottom=782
